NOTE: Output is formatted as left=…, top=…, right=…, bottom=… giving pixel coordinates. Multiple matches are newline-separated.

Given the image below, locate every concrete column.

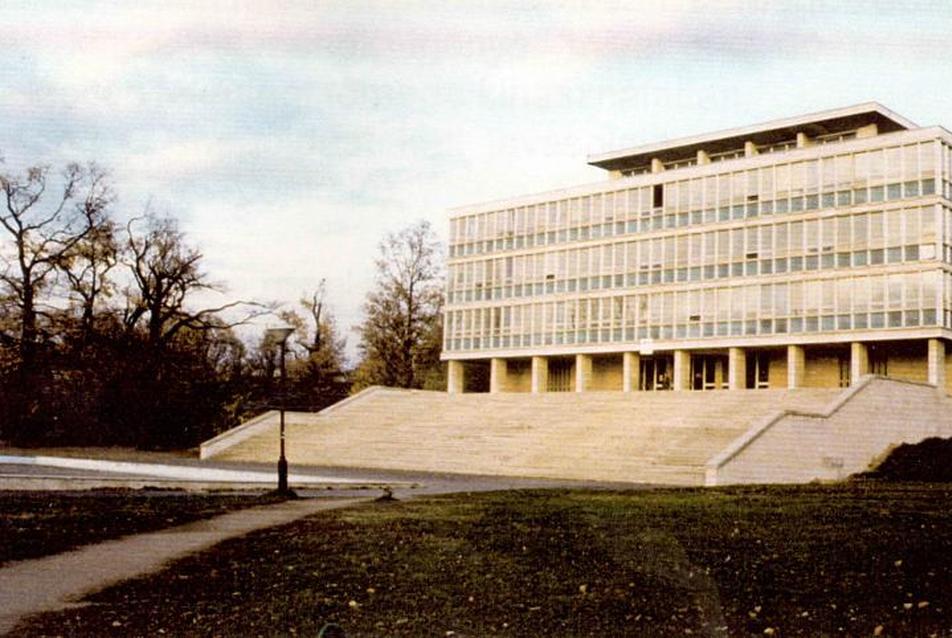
left=787, top=345, right=805, bottom=389
left=714, top=357, right=725, bottom=389
left=796, top=132, right=812, bottom=149
left=744, top=141, right=758, bottom=157
left=928, top=338, right=946, bottom=389
left=856, top=123, right=878, bottom=139
left=850, top=342, right=869, bottom=385
left=531, top=356, right=548, bottom=394
left=672, top=350, right=691, bottom=391
left=447, top=360, right=465, bottom=394
left=575, top=354, right=592, bottom=393
left=728, top=347, right=747, bottom=390
left=609, top=170, right=623, bottom=181
left=489, top=358, right=507, bottom=394
left=651, top=158, right=665, bottom=174
left=696, top=150, right=710, bottom=165
left=623, top=352, right=641, bottom=392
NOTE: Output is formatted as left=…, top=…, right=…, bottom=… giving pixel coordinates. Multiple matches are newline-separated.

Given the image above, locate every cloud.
left=2, top=0, right=952, bottom=362
left=122, top=139, right=243, bottom=181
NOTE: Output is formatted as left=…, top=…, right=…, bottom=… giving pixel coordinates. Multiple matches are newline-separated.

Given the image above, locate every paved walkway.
left=0, top=453, right=389, bottom=484
left=0, top=497, right=365, bottom=636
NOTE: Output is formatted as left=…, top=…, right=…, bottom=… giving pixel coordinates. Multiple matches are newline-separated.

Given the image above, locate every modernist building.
left=443, top=103, right=952, bottom=395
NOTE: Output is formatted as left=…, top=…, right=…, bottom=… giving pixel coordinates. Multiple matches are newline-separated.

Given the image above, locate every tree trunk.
left=404, top=282, right=415, bottom=387
left=19, top=281, right=36, bottom=375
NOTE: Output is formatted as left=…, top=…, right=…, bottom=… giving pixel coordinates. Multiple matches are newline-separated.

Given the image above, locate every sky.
left=2, top=0, right=952, bottom=362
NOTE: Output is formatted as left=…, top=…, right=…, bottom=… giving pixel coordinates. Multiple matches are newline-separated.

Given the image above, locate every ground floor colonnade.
left=446, top=337, right=949, bottom=394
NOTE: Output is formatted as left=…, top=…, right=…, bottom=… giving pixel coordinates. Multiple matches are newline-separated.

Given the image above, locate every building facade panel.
left=444, top=105, right=952, bottom=392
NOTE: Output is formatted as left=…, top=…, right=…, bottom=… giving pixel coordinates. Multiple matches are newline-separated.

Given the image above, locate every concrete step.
left=205, top=387, right=842, bottom=485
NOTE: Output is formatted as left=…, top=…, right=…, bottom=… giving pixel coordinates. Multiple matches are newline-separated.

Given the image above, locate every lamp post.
left=267, top=326, right=294, bottom=494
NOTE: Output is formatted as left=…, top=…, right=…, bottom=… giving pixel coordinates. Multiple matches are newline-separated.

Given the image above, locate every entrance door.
left=690, top=355, right=727, bottom=390
left=745, top=352, right=771, bottom=389
left=870, top=350, right=888, bottom=376
left=639, top=356, right=671, bottom=391
left=547, top=360, right=572, bottom=392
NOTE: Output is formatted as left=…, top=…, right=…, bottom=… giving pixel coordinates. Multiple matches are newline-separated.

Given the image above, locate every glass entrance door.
left=547, top=359, right=573, bottom=392
left=745, top=352, right=771, bottom=389
left=691, top=355, right=727, bottom=390
left=639, top=356, right=672, bottom=391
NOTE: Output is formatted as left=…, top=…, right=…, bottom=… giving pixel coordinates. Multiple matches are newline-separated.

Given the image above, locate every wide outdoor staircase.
left=201, top=387, right=841, bottom=485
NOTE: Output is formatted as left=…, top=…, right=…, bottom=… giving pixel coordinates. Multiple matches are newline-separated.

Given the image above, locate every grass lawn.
left=0, top=490, right=284, bottom=566
left=19, top=483, right=952, bottom=637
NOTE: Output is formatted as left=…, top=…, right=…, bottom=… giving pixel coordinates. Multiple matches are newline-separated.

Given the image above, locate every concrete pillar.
left=787, top=345, right=805, bottom=389
left=928, top=338, right=946, bottom=389
left=796, top=132, right=812, bottom=149
left=489, top=358, right=507, bottom=394
left=714, top=357, right=725, bottom=389
left=651, top=157, right=665, bottom=174
left=744, top=140, right=758, bottom=157
left=609, top=170, right=623, bottom=181
left=447, top=360, right=464, bottom=394
left=531, top=356, right=548, bottom=394
left=856, top=123, right=878, bottom=139
left=672, top=350, right=691, bottom=391
left=728, top=347, right=747, bottom=390
left=696, top=150, right=710, bottom=165
left=623, top=352, right=641, bottom=392
left=850, top=342, right=869, bottom=385
left=575, top=354, right=592, bottom=393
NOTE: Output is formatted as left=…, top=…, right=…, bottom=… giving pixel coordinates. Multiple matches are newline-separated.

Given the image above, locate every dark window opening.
left=653, top=184, right=664, bottom=208
left=838, top=354, right=850, bottom=388
left=745, top=352, right=770, bottom=389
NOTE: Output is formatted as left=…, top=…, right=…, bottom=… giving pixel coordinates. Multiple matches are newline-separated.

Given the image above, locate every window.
left=653, top=184, right=664, bottom=208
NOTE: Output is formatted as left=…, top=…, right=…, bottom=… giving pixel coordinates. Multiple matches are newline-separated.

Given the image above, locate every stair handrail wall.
left=200, top=410, right=281, bottom=459
left=200, top=386, right=390, bottom=459
left=705, top=375, right=948, bottom=486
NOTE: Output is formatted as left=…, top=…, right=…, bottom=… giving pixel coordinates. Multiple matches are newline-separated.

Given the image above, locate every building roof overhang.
left=586, top=102, right=917, bottom=173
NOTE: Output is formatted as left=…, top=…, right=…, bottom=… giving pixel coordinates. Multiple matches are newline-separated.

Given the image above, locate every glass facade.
left=445, top=127, right=952, bottom=356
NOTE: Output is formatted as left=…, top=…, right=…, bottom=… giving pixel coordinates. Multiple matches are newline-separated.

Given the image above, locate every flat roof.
left=587, top=102, right=917, bottom=172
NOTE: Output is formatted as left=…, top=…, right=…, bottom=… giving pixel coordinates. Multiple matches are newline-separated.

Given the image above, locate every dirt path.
left=0, top=497, right=365, bottom=636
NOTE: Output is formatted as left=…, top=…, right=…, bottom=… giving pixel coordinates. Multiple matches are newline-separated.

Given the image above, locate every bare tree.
left=122, top=214, right=266, bottom=352
left=0, top=161, right=112, bottom=374
left=262, top=280, right=348, bottom=409
left=0, top=161, right=283, bottom=446
left=301, top=279, right=329, bottom=356
left=117, top=214, right=271, bottom=447
left=354, top=220, right=443, bottom=389
left=290, top=279, right=346, bottom=365
left=60, top=219, right=119, bottom=341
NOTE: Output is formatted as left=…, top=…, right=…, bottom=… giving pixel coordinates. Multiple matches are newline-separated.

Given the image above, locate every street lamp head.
left=266, top=326, right=295, bottom=345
